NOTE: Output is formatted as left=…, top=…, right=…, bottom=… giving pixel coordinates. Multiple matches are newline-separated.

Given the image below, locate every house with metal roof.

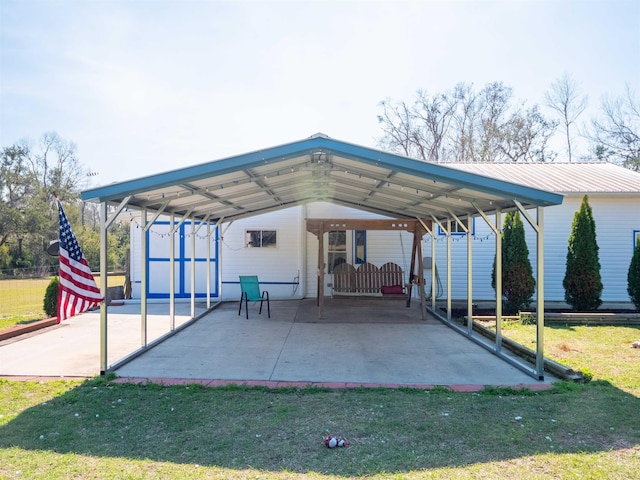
left=82, top=133, right=566, bottom=378
left=443, top=162, right=640, bottom=306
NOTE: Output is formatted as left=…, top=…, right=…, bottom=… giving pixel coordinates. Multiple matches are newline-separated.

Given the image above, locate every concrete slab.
left=114, top=300, right=554, bottom=387
left=0, top=302, right=204, bottom=377
left=0, top=299, right=555, bottom=388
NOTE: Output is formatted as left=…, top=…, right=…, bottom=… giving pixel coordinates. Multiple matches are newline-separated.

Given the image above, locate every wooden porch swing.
left=306, top=218, right=432, bottom=319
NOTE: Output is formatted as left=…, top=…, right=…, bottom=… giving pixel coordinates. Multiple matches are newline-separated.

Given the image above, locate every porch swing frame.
left=306, top=218, right=431, bottom=319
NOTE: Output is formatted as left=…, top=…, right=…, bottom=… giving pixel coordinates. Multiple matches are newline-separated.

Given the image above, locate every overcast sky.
left=1, top=0, right=639, bottom=187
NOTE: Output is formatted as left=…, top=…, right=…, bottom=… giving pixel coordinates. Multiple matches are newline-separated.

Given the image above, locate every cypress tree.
left=628, top=240, right=640, bottom=311
left=563, top=195, right=603, bottom=311
left=491, top=211, right=536, bottom=314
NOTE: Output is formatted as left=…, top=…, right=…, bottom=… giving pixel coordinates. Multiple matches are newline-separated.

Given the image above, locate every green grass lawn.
left=1, top=321, right=639, bottom=478
left=0, top=278, right=52, bottom=330
left=0, top=379, right=638, bottom=479
left=500, top=321, right=640, bottom=397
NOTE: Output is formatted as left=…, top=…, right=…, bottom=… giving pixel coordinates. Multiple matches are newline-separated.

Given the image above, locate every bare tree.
left=476, top=82, right=514, bottom=162
left=450, top=83, right=479, bottom=162
left=378, top=82, right=557, bottom=163
left=500, top=105, right=558, bottom=163
left=589, top=85, right=640, bottom=171
left=377, top=99, right=424, bottom=159
left=26, top=132, right=85, bottom=197
left=545, top=73, right=588, bottom=162
left=412, top=89, right=458, bottom=162
left=378, top=90, right=457, bottom=162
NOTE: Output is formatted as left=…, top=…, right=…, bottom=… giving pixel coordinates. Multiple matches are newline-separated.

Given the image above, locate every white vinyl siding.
left=220, top=207, right=304, bottom=301
left=131, top=193, right=639, bottom=306
left=428, top=194, right=640, bottom=304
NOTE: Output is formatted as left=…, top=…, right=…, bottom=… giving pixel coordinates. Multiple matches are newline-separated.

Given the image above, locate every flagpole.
left=52, top=192, right=60, bottom=323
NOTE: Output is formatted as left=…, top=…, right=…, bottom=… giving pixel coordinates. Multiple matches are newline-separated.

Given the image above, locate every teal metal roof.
left=81, top=133, right=563, bottom=223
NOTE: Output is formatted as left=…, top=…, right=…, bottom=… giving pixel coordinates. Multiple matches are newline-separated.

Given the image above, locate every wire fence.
left=0, top=265, right=58, bottom=280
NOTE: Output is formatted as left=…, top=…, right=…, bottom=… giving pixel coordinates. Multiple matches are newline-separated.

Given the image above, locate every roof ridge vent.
left=309, top=132, right=329, bottom=139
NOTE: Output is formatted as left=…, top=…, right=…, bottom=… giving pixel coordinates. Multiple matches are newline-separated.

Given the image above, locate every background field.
left=0, top=276, right=125, bottom=331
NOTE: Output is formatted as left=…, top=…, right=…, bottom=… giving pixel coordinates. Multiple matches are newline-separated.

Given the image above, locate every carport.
left=81, top=133, right=563, bottom=381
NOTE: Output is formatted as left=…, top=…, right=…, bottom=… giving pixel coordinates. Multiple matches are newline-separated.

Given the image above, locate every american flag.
left=57, top=199, right=103, bottom=322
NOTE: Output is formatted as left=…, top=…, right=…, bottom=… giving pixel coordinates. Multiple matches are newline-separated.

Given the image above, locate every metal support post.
left=99, top=202, right=108, bottom=374
left=467, top=216, right=473, bottom=334
left=140, top=207, right=148, bottom=347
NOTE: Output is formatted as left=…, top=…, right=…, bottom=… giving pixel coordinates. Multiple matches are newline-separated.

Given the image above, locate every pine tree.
left=563, top=195, right=603, bottom=310
left=628, top=240, right=640, bottom=311
left=491, top=211, right=536, bottom=314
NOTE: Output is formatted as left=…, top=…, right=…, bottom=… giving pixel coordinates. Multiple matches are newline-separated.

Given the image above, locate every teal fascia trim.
left=81, top=137, right=325, bottom=202
left=313, top=138, right=564, bottom=207
left=81, top=136, right=564, bottom=207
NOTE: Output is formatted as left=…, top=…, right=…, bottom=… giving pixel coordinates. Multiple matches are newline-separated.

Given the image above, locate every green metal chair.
left=238, top=275, right=270, bottom=319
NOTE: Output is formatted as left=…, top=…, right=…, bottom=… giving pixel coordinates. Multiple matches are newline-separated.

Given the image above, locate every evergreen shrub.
left=563, top=195, right=602, bottom=311
left=43, top=276, right=59, bottom=318
left=491, top=211, right=535, bottom=315
left=628, top=240, right=640, bottom=311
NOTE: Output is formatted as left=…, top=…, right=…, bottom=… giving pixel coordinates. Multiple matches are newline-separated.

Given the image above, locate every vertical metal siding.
left=591, top=197, right=640, bottom=302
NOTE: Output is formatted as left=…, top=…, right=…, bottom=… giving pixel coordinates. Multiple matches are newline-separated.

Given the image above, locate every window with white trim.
left=246, top=230, right=277, bottom=248
left=438, top=218, right=475, bottom=235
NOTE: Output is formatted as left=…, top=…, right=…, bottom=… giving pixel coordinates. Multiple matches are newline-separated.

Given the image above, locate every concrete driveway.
left=1, top=298, right=555, bottom=388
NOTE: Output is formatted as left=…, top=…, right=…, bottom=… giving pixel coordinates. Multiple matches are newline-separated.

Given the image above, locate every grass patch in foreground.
left=1, top=378, right=639, bottom=479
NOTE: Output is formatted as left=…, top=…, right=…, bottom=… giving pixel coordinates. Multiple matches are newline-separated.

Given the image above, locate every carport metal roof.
left=81, top=133, right=563, bottom=222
